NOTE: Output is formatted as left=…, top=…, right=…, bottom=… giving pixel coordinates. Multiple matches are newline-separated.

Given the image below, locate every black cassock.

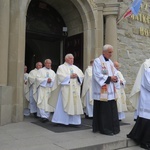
left=127, top=117, right=150, bottom=149
left=92, top=100, right=120, bottom=135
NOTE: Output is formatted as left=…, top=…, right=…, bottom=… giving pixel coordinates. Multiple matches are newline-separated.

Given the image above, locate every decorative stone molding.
left=103, top=3, right=120, bottom=15
left=88, top=0, right=97, bottom=9
left=95, top=2, right=120, bottom=16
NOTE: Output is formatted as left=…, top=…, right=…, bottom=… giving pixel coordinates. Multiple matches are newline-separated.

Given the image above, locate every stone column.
left=7, top=0, right=26, bottom=123
left=105, top=15, right=118, bottom=61
left=0, top=0, right=10, bottom=85
left=0, top=0, right=15, bottom=126
left=94, top=7, right=104, bottom=57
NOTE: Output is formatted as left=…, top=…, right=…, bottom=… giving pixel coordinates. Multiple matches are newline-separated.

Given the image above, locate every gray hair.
left=44, top=59, right=51, bottom=64
left=103, top=44, right=113, bottom=51
left=65, top=54, right=74, bottom=60
left=36, top=62, right=42, bottom=67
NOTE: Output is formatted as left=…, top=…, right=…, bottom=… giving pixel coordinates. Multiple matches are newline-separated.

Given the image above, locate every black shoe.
left=140, top=143, right=150, bottom=150
left=105, top=133, right=114, bottom=136
left=84, top=113, right=93, bottom=119
left=113, top=130, right=120, bottom=135
left=41, top=118, right=49, bottom=123
left=33, top=113, right=38, bottom=118
left=84, top=113, right=89, bottom=119
left=102, top=132, right=114, bottom=136
left=127, top=134, right=130, bottom=138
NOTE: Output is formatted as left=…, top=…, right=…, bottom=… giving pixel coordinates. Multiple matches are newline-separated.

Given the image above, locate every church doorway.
left=25, top=0, right=83, bottom=72
left=26, top=0, right=66, bottom=72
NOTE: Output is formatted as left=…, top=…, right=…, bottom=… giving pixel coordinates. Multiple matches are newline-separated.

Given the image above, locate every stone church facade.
left=0, top=0, right=149, bottom=125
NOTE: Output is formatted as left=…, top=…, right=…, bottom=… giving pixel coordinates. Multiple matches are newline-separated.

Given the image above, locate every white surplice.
left=36, top=67, right=56, bottom=119
left=129, top=59, right=150, bottom=119
left=92, top=55, right=120, bottom=101
left=129, top=59, right=150, bottom=109
left=81, top=66, right=93, bottom=117
left=137, top=68, right=150, bottom=119
left=52, top=62, right=84, bottom=125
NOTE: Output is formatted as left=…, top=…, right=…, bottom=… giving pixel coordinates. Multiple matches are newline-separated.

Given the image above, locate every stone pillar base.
left=0, top=86, right=14, bottom=125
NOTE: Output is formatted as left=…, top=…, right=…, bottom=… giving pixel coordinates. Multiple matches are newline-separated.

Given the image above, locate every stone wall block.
left=0, top=86, right=14, bottom=125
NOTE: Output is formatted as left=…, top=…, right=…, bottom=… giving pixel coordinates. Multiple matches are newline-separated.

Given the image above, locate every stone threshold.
left=70, top=139, right=137, bottom=150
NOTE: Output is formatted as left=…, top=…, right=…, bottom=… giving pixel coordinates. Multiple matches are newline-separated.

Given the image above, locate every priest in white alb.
left=51, top=54, right=84, bottom=125
left=129, top=58, right=150, bottom=120
left=81, top=60, right=94, bottom=118
left=28, top=62, right=42, bottom=118
left=36, top=59, right=56, bottom=123
left=24, top=65, right=30, bottom=116
left=127, top=67, right=150, bottom=149
left=114, top=61, right=127, bottom=121
left=92, top=44, right=121, bottom=135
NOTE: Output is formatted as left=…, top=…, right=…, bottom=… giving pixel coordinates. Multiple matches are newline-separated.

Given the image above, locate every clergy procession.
left=23, top=44, right=150, bottom=150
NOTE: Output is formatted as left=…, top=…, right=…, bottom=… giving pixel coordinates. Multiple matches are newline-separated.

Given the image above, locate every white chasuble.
left=82, top=66, right=93, bottom=107
left=36, top=67, right=56, bottom=112
left=28, top=69, right=38, bottom=87
left=29, top=69, right=38, bottom=84
left=28, top=69, right=39, bottom=113
left=57, top=62, right=84, bottom=115
left=28, top=69, right=38, bottom=101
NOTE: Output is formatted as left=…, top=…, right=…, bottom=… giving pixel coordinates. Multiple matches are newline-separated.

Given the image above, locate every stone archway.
left=25, top=0, right=98, bottom=70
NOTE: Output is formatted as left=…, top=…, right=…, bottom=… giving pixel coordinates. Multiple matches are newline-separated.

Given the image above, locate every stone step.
left=70, top=138, right=137, bottom=150
left=117, top=146, right=144, bottom=150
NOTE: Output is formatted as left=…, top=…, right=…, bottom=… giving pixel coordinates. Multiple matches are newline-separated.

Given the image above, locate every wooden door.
left=64, top=33, right=83, bottom=70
